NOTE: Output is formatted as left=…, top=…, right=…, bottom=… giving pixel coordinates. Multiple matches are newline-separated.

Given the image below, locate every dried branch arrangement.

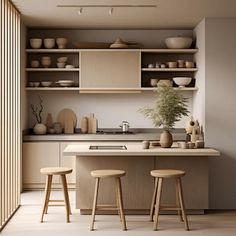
left=30, top=95, right=44, bottom=123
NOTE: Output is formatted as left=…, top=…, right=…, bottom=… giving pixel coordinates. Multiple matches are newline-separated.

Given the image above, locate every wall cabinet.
left=25, top=49, right=198, bottom=92
left=23, top=142, right=75, bottom=189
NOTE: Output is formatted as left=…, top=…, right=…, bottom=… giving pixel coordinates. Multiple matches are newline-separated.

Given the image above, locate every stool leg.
left=116, top=177, right=127, bottom=231
left=45, top=175, right=53, bottom=214
left=40, top=175, right=52, bottom=222
left=153, top=178, right=163, bottom=231
left=150, top=177, right=158, bottom=222
left=61, top=174, right=71, bottom=223
left=115, top=179, right=122, bottom=222
left=177, top=178, right=189, bottom=231
left=91, top=177, right=100, bottom=231
left=175, top=179, right=183, bottom=222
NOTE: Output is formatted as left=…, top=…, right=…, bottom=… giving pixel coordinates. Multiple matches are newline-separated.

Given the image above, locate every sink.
left=89, top=145, right=127, bottom=150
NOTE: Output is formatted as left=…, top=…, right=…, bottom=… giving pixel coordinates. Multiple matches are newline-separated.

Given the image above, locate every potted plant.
left=139, top=86, right=189, bottom=148
left=31, top=95, right=47, bottom=135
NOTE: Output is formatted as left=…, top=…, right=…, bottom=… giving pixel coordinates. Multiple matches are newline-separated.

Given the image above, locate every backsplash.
left=27, top=91, right=193, bottom=129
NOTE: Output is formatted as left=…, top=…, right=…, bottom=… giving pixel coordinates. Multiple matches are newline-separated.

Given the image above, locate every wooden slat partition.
left=0, top=0, right=21, bottom=231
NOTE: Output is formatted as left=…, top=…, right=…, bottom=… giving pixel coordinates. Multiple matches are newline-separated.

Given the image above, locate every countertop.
left=23, top=128, right=187, bottom=142
left=63, top=142, right=220, bottom=157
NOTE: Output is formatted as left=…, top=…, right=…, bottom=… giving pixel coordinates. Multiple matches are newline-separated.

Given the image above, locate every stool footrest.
left=48, top=204, right=65, bottom=207
left=96, top=205, right=118, bottom=211
left=49, top=200, right=64, bottom=202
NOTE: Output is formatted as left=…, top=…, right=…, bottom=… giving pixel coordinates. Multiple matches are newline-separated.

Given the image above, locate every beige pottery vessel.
left=160, top=130, right=173, bottom=148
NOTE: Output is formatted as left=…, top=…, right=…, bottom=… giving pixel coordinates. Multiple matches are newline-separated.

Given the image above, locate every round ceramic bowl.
left=157, top=80, right=173, bottom=87
left=33, top=82, right=40, bottom=87
left=150, top=79, right=159, bottom=87
left=30, top=38, right=42, bottom=49
left=41, top=57, right=51, bottom=68
left=165, top=37, right=192, bottom=49
left=31, top=60, right=40, bottom=68
left=167, top=61, right=177, bottom=68
left=57, top=80, right=74, bottom=87
left=173, top=77, right=192, bottom=87
left=41, top=81, right=52, bottom=87
left=57, top=62, right=65, bottom=68
left=56, top=38, right=68, bottom=49
left=44, top=38, right=55, bottom=49
left=57, top=57, right=68, bottom=63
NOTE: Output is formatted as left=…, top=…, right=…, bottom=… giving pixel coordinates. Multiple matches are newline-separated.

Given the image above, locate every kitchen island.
left=63, top=142, right=220, bottom=214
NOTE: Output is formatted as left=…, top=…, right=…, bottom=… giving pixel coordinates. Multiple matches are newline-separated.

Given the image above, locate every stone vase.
left=160, top=130, right=173, bottom=148
left=33, top=123, right=47, bottom=135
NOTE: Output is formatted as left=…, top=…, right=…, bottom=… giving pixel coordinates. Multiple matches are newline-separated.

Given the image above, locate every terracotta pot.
left=33, top=123, right=47, bottom=135
left=160, top=130, right=173, bottom=148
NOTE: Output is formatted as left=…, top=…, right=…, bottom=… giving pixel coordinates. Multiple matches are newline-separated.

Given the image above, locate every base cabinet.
left=23, top=142, right=75, bottom=190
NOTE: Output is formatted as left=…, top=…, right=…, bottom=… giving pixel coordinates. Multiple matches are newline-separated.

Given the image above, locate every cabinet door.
left=80, top=51, right=141, bottom=88
left=60, top=142, right=76, bottom=185
left=23, top=142, right=60, bottom=188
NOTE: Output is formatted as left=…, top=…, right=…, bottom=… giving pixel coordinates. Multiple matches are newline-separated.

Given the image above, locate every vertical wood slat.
left=0, top=0, right=21, bottom=231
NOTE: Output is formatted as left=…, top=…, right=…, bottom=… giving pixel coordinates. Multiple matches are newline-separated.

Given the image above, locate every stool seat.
left=91, top=169, right=126, bottom=178
left=151, top=169, right=185, bottom=178
left=40, top=167, right=73, bottom=175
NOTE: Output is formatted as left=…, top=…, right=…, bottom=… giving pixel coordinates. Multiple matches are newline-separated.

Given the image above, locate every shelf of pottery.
left=25, top=38, right=80, bottom=90
left=141, top=49, right=198, bottom=89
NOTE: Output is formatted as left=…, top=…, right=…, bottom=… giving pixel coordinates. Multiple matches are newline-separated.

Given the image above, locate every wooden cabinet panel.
left=80, top=51, right=141, bottom=88
left=23, top=142, right=60, bottom=188
left=60, top=142, right=76, bottom=185
left=76, top=156, right=155, bottom=210
left=155, top=156, right=208, bottom=209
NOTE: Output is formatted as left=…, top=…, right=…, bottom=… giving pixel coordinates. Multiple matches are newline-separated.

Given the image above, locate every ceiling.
left=12, top=0, right=236, bottom=29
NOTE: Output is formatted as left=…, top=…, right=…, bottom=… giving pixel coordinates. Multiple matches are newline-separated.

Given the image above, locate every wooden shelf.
left=26, top=49, right=81, bottom=53
left=26, top=68, right=80, bottom=72
left=25, top=87, right=80, bottom=91
left=26, top=48, right=198, bottom=54
left=141, top=68, right=198, bottom=72
left=141, top=87, right=198, bottom=91
left=25, top=87, right=198, bottom=92
left=141, top=49, right=198, bottom=54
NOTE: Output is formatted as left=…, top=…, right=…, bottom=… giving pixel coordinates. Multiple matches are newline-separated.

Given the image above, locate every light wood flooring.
left=1, top=191, right=236, bottom=235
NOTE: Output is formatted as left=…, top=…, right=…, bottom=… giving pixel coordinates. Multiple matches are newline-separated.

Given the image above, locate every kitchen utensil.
left=157, top=80, right=173, bottom=87
left=178, top=141, right=188, bottom=149
left=188, top=142, right=195, bottom=149
left=53, top=122, right=63, bottom=134
left=167, top=61, right=177, bottom=68
left=142, top=140, right=150, bottom=149
left=65, top=65, right=75, bottom=69
left=185, top=61, right=195, bottom=68
left=41, top=56, right=51, bottom=68
left=57, top=62, right=65, bottom=68
left=88, top=113, right=97, bottom=134
left=173, top=77, right=192, bottom=87
left=165, top=37, right=192, bottom=49
left=41, top=81, right=52, bottom=87
left=195, top=140, right=205, bottom=148
left=56, top=38, right=68, bottom=49
left=30, top=38, right=42, bottom=49
left=80, top=116, right=88, bottom=134
left=110, top=38, right=129, bottom=49
left=56, top=80, right=74, bottom=87
left=31, top=60, right=40, bottom=68
left=119, top=121, right=130, bottom=132
left=57, top=57, right=68, bottom=63
left=57, top=108, right=77, bottom=134
left=177, top=60, right=185, bottom=68
left=44, top=38, right=55, bottom=49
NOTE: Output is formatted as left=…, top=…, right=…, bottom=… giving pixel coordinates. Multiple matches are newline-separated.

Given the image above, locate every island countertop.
left=63, top=142, right=220, bottom=157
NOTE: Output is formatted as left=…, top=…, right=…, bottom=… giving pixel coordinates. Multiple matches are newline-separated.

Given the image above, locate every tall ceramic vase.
left=160, top=130, right=173, bottom=148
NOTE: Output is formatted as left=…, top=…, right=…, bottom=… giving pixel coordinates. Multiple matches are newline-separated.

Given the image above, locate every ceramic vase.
left=160, top=130, right=173, bottom=148
left=33, top=123, right=47, bottom=135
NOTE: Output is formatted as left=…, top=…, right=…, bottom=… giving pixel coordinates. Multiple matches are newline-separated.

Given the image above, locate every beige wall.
left=204, top=18, right=236, bottom=209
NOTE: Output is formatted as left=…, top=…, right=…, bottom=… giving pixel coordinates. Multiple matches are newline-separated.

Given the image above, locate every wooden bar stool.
left=90, top=169, right=127, bottom=231
left=40, top=167, right=73, bottom=223
left=150, top=169, right=189, bottom=231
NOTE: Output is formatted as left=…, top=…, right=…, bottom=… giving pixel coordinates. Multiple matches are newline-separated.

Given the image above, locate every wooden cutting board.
left=57, top=108, right=77, bottom=134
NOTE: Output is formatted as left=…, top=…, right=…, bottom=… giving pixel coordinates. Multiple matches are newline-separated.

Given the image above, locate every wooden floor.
left=1, top=191, right=236, bottom=235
